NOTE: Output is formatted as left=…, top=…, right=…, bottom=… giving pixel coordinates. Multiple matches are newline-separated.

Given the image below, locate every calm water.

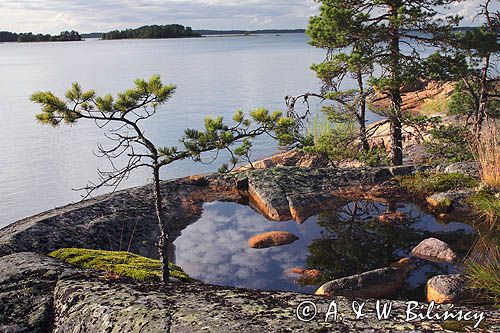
left=0, top=34, right=384, bottom=226
left=173, top=200, right=476, bottom=296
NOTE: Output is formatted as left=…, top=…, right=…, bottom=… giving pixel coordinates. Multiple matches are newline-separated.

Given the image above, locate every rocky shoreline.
left=0, top=165, right=498, bottom=332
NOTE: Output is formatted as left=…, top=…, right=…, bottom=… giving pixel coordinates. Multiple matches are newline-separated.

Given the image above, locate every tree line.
left=101, top=24, right=200, bottom=40
left=0, top=30, right=82, bottom=43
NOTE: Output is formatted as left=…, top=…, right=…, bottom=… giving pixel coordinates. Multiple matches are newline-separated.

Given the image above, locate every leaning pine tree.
left=308, top=0, right=461, bottom=165
left=31, top=75, right=294, bottom=284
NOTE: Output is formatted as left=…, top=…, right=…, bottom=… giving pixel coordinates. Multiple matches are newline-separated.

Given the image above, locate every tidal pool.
left=172, top=200, right=476, bottom=299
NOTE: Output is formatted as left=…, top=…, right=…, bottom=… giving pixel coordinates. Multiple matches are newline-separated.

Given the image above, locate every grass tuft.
left=49, top=248, right=193, bottom=282
left=464, top=238, right=500, bottom=305
left=397, top=172, right=478, bottom=195
left=468, top=191, right=500, bottom=221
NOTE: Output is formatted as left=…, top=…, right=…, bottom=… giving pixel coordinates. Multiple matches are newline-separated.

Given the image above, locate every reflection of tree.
left=306, top=201, right=421, bottom=285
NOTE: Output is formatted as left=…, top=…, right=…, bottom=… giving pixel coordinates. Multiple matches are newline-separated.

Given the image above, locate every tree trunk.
left=388, top=4, right=404, bottom=166
left=357, top=70, right=370, bottom=152
left=153, top=165, right=170, bottom=284
left=475, top=54, right=490, bottom=137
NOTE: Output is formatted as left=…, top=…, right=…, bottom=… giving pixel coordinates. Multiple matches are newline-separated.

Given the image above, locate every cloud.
left=0, top=0, right=319, bottom=33
left=0, top=0, right=495, bottom=34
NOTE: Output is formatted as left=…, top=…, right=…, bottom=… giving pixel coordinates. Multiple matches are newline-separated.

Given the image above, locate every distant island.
left=101, top=24, right=201, bottom=40
left=0, top=30, right=82, bottom=43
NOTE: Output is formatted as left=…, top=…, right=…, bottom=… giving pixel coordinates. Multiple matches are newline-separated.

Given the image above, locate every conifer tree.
left=32, top=75, right=294, bottom=284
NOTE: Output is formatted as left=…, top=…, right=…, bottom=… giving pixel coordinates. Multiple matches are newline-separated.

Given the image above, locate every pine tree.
left=31, top=75, right=294, bottom=284
left=308, top=0, right=461, bottom=165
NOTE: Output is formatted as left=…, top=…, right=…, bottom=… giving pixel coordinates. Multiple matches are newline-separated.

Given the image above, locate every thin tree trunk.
left=153, top=165, right=170, bottom=284
left=356, top=70, right=369, bottom=152
left=388, top=4, right=404, bottom=166
left=475, top=54, right=490, bottom=137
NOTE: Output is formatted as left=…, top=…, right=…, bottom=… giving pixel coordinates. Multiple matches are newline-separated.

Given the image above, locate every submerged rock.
left=289, top=268, right=322, bottom=285
left=378, top=211, right=406, bottom=223
left=390, top=257, right=413, bottom=270
left=315, top=267, right=407, bottom=298
left=410, top=238, right=457, bottom=263
left=426, top=274, right=468, bottom=304
left=248, top=231, right=299, bottom=249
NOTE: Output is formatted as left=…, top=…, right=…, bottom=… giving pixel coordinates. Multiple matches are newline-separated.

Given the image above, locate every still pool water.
left=173, top=200, right=476, bottom=298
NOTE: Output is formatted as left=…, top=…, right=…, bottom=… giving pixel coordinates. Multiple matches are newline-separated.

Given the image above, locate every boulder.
left=426, top=274, right=468, bottom=304
left=315, top=267, right=406, bottom=298
left=248, top=231, right=299, bottom=249
left=426, top=193, right=453, bottom=213
left=410, top=238, right=457, bottom=263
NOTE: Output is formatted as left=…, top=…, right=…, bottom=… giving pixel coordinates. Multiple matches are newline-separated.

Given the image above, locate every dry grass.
left=471, top=123, right=500, bottom=189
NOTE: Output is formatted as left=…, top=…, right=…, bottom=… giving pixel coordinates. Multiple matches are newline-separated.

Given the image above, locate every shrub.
left=425, top=124, right=473, bottom=163
left=49, top=248, right=193, bottom=282
left=302, top=119, right=358, bottom=165
left=357, top=146, right=390, bottom=167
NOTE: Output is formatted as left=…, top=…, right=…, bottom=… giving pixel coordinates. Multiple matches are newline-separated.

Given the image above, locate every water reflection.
left=172, top=200, right=476, bottom=297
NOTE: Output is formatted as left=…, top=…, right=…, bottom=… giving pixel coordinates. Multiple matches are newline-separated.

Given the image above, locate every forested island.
left=0, top=30, right=81, bottom=43
left=101, top=24, right=200, bottom=40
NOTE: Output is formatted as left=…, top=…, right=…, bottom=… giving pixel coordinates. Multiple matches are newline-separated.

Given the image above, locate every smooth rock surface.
left=426, top=274, right=468, bottom=304
left=248, top=231, right=299, bottom=249
left=410, top=238, right=458, bottom=263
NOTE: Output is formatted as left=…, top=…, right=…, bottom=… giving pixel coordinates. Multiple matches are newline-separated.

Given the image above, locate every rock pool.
left=172, top=200, right=477, bottom=300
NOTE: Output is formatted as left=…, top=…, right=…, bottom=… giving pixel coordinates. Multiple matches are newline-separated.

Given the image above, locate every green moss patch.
left=49, top=248, right=193, bottom=282
left=397, top=172, right=478, bottom=195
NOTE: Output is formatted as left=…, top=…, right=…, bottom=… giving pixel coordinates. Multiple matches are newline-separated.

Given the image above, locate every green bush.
left=49, top=248, right=193, bottom=282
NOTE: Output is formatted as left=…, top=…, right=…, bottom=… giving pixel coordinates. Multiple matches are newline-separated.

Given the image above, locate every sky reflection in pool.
left=172, top=200, right=476, bottom=295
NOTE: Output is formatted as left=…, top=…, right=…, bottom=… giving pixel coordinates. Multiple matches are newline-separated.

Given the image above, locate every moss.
left=49, top=248, right=193, bottom=282
left=467, top=191, right=500, bottom=219
left=397, top=172, right=478, bottom=195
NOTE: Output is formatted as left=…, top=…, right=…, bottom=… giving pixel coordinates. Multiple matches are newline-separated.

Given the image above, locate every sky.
left=0, top=0, right=497, bottom=34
